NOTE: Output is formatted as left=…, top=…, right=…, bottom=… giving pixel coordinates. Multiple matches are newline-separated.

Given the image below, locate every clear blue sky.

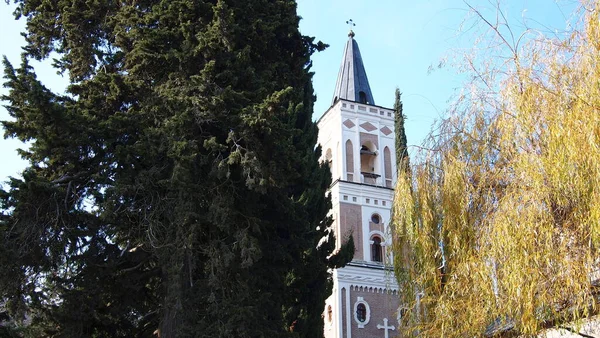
left=0, top=0, right=577, bottom=185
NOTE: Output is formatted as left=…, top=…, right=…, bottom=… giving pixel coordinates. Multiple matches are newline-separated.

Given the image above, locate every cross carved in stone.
left=376, top=317, right=396, bottom=338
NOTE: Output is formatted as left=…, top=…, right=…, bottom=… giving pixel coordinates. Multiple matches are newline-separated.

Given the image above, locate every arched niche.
left=360, top=140, right=380, bottom=184
left=345, top=139, right=354, bottom=181
left=384, top=146, right=392, bottom=187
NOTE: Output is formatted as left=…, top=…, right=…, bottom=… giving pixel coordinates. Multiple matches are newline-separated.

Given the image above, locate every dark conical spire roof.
left=331, top=30, right=375, bottom=106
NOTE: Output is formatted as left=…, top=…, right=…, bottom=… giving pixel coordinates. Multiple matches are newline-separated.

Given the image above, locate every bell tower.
left=318, top=29, right=401, bottom=338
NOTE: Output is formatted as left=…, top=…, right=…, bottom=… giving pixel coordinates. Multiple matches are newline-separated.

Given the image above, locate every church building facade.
left=318, top=30, right=401, bottom=338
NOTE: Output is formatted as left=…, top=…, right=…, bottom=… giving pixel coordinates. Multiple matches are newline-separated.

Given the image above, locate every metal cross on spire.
left=346, top=19, right=356, bottom=37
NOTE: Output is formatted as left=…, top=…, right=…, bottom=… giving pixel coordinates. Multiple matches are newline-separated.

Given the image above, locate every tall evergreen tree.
left=393, top=88, right=409, bottom=174
left=0, top=0, right=350, bottom=336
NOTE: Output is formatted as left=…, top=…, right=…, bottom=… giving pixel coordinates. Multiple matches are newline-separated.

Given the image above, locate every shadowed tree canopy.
left=0, top=0, right=352, bottom=337
left=393, top=1, right=600, bottom=337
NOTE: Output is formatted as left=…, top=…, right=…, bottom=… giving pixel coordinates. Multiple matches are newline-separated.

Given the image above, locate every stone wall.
left=347, top=285, right=401, bottom=338
left=339, top=202, right=362, bottom=260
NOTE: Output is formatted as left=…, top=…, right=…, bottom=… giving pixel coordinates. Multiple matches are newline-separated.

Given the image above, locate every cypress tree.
left=0, top=0, right=349, bottom=336
left=393, top=88, right=409, bottom=173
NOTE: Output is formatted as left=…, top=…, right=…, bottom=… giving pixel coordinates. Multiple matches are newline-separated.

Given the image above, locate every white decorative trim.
left=334, top=264, right=400, bottom=290
left=335, top=180, right=395, bottom=201
left=377, top=318, right=396, bottom=338
left=369, top=230, right=392, bottom=247
left=369, top=230, right=386, bottom=241
left=353, top=297, right=371, bottom=328
left=344, top=286, right=351, bottom=338
left=350, top=284, right=399, bottom=295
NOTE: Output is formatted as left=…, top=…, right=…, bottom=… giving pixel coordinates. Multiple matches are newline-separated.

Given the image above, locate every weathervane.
left=346, top=19, right=356, bottom=37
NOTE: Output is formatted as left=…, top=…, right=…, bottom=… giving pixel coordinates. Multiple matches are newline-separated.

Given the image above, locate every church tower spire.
left=318, top=26, right=401, bottom=338
left=331, top=29, right=375, bottom=106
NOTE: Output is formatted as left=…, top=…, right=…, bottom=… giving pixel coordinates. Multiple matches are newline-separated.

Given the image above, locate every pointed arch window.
left=384, top=146, right=392, bottom=188
left=371, top=236, right=383, bottom=262
left=345, top=140, right=354, bottom=181
left=325, top=148, right=332, bottom=168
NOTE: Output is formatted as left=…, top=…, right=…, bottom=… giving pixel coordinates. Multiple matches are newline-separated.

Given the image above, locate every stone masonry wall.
left=347, top=285, right=401, bottom=338
left=339, top=202, right=363, bottom=260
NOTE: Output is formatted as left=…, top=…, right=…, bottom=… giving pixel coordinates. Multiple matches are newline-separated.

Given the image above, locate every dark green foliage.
left=0, top=0, right=350, bottom=336
left=393, top=88, right=409, bottom=173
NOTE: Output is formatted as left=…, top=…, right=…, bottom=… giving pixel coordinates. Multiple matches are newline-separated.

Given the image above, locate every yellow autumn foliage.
left=393, top=1, right=600, bottom=336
